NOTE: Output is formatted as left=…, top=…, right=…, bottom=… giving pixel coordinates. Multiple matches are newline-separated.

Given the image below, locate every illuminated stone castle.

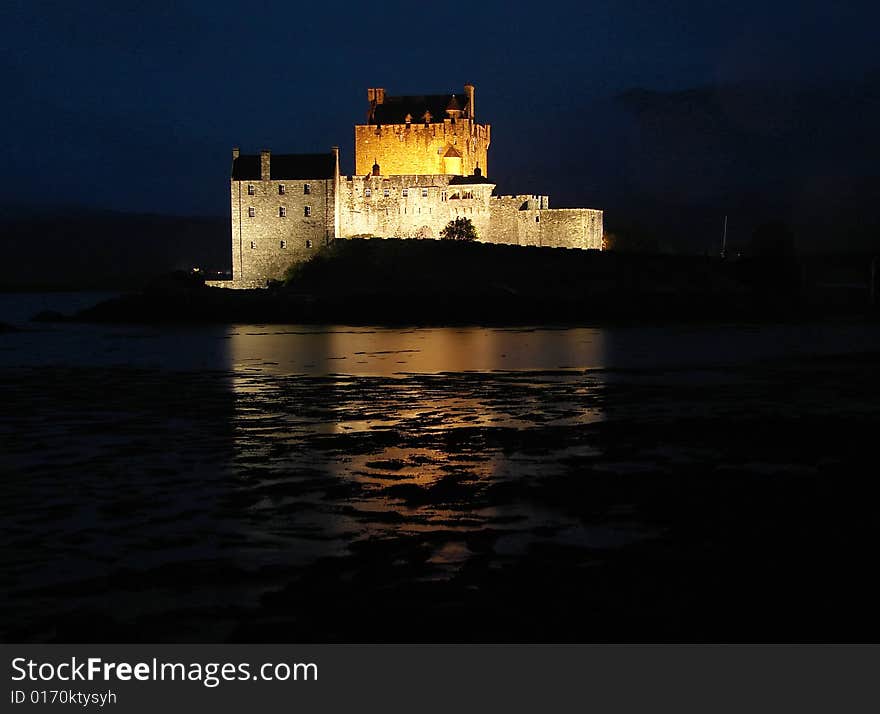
left=215, top=84, right=603, bottom=288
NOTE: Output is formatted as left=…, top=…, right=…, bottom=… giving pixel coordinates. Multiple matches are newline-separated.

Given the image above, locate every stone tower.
left=354, top=84, right=490, bottom=177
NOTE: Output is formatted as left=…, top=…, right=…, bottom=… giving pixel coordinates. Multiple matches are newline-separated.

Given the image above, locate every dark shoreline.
left=27, top=240, right=875, bottom=327
left=60, top=292, right=879, bottom=328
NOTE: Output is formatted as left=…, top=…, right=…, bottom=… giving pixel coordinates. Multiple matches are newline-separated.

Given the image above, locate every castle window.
left=441, top=191, right=447, bottom=202
left=383, top=188, right=390, bottom=197
left=304, top=206, right=311, bottom=217
left=421, top=188, right=428, bottom=198
left=280, top=240, right=286, bottom=248
left=250, top=241, right=256, bottom=249
left=278, top=184, right=285, bottom=195
left=248, top=207, right=255, bottom=217
left=365, top=188, right=372, bottom=197
left=279, top=207, right=286, bottom=217
left=306, top=240, right=313, bottom=249
left=402, top=188, right=408, bottom=197
left=535, top=215, right=540, bottom=223
left=303, top=183, right=311, bottom=195
left=247, top=184, right=255, bottom=195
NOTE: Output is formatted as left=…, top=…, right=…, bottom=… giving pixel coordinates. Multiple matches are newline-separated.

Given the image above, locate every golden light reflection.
left=224, top=325, right=609, bottom=376
left=223, top=326, right=608, bottom=573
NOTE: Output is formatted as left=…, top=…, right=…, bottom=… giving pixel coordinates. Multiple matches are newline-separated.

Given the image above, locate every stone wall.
left=486, top=195, right=548, bottom=246
left=536, top=208, right=604, bottom=250
left=219, top=171, right=602, bottom=289
left=485, top=196, right=602, bottom=250
left=338, top=174, right=494, bottom=240
left=337, top=179, right=601, bottom=250
left=354, top=120, right=490, bottom=177
left=230, top=176, right=336, bottom=287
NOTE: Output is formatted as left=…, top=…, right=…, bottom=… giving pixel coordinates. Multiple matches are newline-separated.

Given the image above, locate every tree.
left=440, top=217, right=478, bottom=242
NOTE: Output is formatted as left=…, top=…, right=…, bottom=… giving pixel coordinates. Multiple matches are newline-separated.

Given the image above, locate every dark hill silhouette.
left=598, top=78, right=880, bottom=254
left=69, top=238, right=878, bottom=326
left=0, top=205, right=228, bottom=289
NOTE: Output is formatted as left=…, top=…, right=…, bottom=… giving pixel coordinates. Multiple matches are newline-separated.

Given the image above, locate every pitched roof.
left=443, top=145, right=462, bottom=158
left=370, top=93, right=471, bottom=124
left=231, top=153, right=336, bottom=180
left=448, top=173, right=494, bottom=185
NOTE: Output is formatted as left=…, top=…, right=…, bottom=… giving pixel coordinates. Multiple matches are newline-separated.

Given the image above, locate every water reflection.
left=9, top=320, right=880, bottom=640
left=225, top=325, right=609, bottom=376
left=225, top=327, right=610, bottom=577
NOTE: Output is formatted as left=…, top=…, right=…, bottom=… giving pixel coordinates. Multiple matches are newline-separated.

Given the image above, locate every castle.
left=213, top=85, right=603, bottom=288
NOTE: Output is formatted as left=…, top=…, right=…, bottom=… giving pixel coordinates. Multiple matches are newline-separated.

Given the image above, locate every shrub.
left=440, top=217, right=478, bottom=242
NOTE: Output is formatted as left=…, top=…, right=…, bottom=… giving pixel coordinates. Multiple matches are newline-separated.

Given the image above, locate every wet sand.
left=3, top=350, right=880, bottom=642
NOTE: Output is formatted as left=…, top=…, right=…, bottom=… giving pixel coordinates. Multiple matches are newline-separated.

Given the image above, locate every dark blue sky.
left=2, top=0, right=877, bottom=216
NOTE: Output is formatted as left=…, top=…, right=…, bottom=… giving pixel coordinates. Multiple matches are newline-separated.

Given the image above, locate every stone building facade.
left=212, top=85, right=603, bottom=288
left=227, top=149, right=339, bottom=288
left=339, top=173, right=495, bottom=240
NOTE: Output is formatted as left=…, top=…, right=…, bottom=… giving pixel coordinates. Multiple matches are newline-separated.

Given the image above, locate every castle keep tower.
left=354, top=84, right=490, bottom=177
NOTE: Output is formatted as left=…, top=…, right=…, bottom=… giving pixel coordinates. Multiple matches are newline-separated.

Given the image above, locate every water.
left=3, top=293, right=880, bottom=641
left=3, top=313, right=880, bottom=376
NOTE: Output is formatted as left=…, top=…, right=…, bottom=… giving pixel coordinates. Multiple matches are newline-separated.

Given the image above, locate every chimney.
left=331, top=146, right=340, bottom=178
left=260, top=150, right=270, bottom=181
left=375, top=88, right=385, bottom=104
left=464, top=83, right=475, bottom=120
left=232, top=147, right=240, bottom=160
left=367, top=88, right=375, bottom=103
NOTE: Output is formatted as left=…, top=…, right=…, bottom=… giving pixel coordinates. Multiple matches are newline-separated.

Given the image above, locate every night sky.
left=2, top=1, right=878, bottom=229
